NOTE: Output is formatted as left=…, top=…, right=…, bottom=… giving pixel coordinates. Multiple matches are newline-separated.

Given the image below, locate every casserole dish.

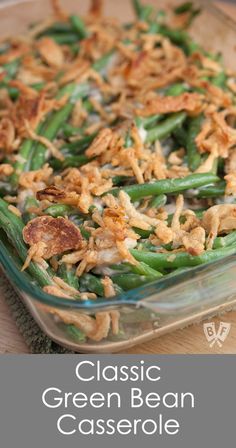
left=1, top=0, right=236, bottom=353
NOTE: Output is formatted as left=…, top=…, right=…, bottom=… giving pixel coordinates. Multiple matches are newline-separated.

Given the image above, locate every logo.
left=203, top=322, right=231, bottom=348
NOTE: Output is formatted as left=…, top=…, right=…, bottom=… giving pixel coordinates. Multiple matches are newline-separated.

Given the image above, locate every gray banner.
left=0, top=355, right=235, bottom=447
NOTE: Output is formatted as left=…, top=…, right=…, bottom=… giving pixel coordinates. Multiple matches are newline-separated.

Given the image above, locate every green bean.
left=0, top=80, right=45, bottom=101
left=12, top=83, right=86, bottom=183
left=44, top=204, right=75, bottom=217
left=124, top=130, right=132, bottom=148
left=186, top=115, right=203, bottom=171
left=136, top=241, right=158, bottom=252
left=0, top=85, right=19, bottom=100
left=31, top=103, right=74, bottom=170
left=148, top=22, right=160, bottom=34
left=58, top=264, right=79, bottom=290
left=112, top=273, right=157, bottom=290
left=0, top=181, right=15, bottom=196
left=150, top=194, right=167, bottom=209
left=132, top=0, right=153, bottom=21
left=197, top=181, right=226, bottom=198
left=80, top=227, right=91, bottom=240
left=213, top=231, right=236, bottom=249
left=131, top=244, right=236, bottom=270
left=158, top=26, right=189, bottom=45
left=70, top=15, right=88, bottom=39
left=172, top=126, right=188, bottom=147
left=167, top=207, right=205, bottom=226
left=66, top=325, right=86, bottom=342
left=83, top=99, right=94, bottom=113
left=111, top=173, right=219, bottom=201
left=10, top=122, right=45, bottom=187
left=135, top=114, right=162, bottom=130
left=166, top=266, right=192, bottom=277
left=145, top=112, right=187, bottom=143
left=186, top=39, right=201, bottom=55
left=63, top=123, right=84, bottom=138
left=30, top=83, right=89, bottom=170
left=211, top=157, right=218, bottom=175
left=3, top=58, right=20, bottom=79
left=0, top=198, right=52, bottom=287
left=141, top=5, right=153, bottom=21
left=38, top=22, right=72, bottom=35
left=61, top=133, right=97, bottom=154
left=0, top=42, right=10, bottom=55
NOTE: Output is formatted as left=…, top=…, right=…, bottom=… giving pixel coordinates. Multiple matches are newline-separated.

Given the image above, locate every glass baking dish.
left=1, top=0, right=236, bottom=353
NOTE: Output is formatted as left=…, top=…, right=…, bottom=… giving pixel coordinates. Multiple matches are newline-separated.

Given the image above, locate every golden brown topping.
left=23, top=216, right=83, bottom=259
left=0, top=163, right=14, bottom=177
left=136, top=93, right=203, bottom=117
left=196, top=109, right=236, bottom=158
left=86, top=128, right=113, bottom=158
left=101, top=276, right=116, bottom=298
left=19, top=164, right=52, bottom=191
left=43, top=285, right=72, bottom=299
left=182, top=227, right=206, bottom=256
left=155, top=221, right=173, bottom=245
left=36, top=185, right=66, bottom=201
left=45, top=307, right=116, bottom=342
left=203, top=204, right=236, bottom=249
left=0, top=118, right=15, bottom=154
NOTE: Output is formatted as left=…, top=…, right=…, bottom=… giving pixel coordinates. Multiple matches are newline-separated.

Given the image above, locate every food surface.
left=0, top=0, right=236, bottom=342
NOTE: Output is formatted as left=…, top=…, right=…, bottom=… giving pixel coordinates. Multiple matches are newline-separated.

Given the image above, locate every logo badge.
left=203, top=322, right=231, bottom=347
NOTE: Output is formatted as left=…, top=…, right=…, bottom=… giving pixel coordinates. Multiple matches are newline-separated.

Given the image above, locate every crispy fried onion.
left=85, top=126, right=168, bottom=184
left=41, top=305, right=119, bottom=341
left=154, top=194, right=205, bottom=255
left=203, top=204, right=236, bottom=249
left=196, top=108, right=236, bottom=158
left=12, top=91, right=66, bottom=133
left=36, top=164, right=113, bottom=213
left=19, top=164, right=52, bottom=190
left=60, top=201, right=139, bottom=274
left=23, top=216, right=83, bottom=259
left=21, top=241, right=48, bottom=271
left=136, top=92, right=203, bottom=117
left=51, top=0, right=68, bottom=20
left=225, top=173, right=236, bottom=196
left=101, top=276, right=116, bottom=298
left=118, top=190, right=160, bottom=231
left=36, top=38, right=64, bottom=68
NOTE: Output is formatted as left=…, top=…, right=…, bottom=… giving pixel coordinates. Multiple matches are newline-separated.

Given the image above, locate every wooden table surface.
left=1, top=1, right=236, bottom=354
